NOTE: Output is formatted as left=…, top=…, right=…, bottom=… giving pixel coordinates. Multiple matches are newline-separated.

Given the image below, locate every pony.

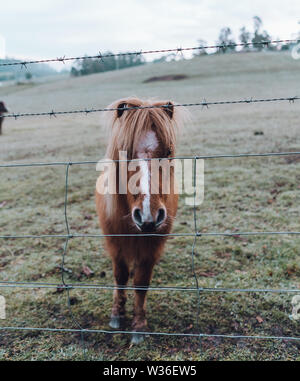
left=95, top=97, right=182, bottom=343
left=0, top=102, right=8, bottom=136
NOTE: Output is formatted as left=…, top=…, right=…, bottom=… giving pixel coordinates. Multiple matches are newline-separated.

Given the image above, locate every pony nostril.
left=156, top=208, right=166, bottom=226
left=141, top=222, right=155, bottom=232
left=133, top=208, right=143, bottom=226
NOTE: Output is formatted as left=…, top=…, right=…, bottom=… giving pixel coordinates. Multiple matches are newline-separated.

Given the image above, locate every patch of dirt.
left=143, top=74, right=188, bottom=83
left=284, top=155, right=300, bottom=164
left=281, top=148, right=300, bottom=164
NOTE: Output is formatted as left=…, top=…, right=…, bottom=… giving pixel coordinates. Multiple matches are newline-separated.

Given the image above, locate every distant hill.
left=0, top=58, right=58, bottom=81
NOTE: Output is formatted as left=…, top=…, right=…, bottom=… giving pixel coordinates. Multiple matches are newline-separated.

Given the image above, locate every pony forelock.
left=103, top=97, right=183, bottom=160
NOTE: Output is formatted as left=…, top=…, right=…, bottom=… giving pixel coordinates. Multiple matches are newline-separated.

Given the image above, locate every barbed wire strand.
left=0, top=39, right=297, bottom=68
left=1, top=231, right=300, bottom=239
left=3, top=96, right=299, bottom=120
left=0, top=281, right=299, bottom=293
left=0, top=326, right=299, bottom=342
left=1, top=150, right=300, bottom=169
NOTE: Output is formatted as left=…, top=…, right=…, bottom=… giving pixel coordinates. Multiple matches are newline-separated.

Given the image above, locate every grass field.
left=0, top=51, right=300, bottom=361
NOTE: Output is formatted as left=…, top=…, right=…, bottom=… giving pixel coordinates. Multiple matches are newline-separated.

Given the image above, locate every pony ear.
left=116, top=103, right=127, bottom=118
left=163, top=102, right=174, bottom=119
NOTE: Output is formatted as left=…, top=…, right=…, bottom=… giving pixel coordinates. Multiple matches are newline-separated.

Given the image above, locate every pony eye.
left=166, top=149, right=172, bottom=157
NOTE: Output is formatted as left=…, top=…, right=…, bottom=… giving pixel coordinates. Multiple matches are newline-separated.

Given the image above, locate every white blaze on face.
left=139, top=160, right=152, bottom=222
left=137, top=130, right=158, bottom=222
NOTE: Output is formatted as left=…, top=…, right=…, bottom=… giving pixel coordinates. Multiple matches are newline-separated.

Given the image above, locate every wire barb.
left=97, top=51, right=104, bottom=62
left=288, top=96, right=297, bottom=104
left=244, top=97, right=253, bottom=104
left=49, top=110, right=57, bottom=118
left=201, top=98, right=209, bottom=109
left=57, top=56, right=66, bottom=64
left=20, top=62, right=28, bottom=70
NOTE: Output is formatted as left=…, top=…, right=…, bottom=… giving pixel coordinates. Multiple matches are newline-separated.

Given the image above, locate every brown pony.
left=0, top=102, right=8, bottom=135
left=96, top=97, right=181, bottom=343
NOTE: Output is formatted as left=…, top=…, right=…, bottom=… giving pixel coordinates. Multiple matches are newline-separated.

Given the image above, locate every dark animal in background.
left=0, top=102, right=8, bottom=135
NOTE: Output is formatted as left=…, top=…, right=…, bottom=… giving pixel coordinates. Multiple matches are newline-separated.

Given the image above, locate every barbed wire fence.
left=0, top=39, right=300, bottom=357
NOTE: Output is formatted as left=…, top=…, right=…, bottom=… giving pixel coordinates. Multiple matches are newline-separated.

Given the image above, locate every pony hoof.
left=109, top=315, right=121, bottom=329
left=131, top=333, right=145, bottom=345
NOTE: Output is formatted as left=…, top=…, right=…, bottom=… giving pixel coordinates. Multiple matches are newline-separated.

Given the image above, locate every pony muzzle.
left=132, top=207, right=166, bottom=232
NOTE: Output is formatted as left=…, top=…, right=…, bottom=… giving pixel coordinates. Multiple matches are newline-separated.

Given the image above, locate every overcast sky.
left=0, top=0, right=299, bottom=64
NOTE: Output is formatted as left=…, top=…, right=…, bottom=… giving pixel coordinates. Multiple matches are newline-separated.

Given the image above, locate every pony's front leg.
left=131, top=258, right=155, bottom=344
left=109, top=257, right=129, bottom=329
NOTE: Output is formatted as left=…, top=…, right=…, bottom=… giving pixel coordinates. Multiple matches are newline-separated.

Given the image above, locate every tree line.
left=70, top=52, right=145, bottom=77
left=0, top=58, right=57, bottom=81
left=195, top=16, right=298, bottom=55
